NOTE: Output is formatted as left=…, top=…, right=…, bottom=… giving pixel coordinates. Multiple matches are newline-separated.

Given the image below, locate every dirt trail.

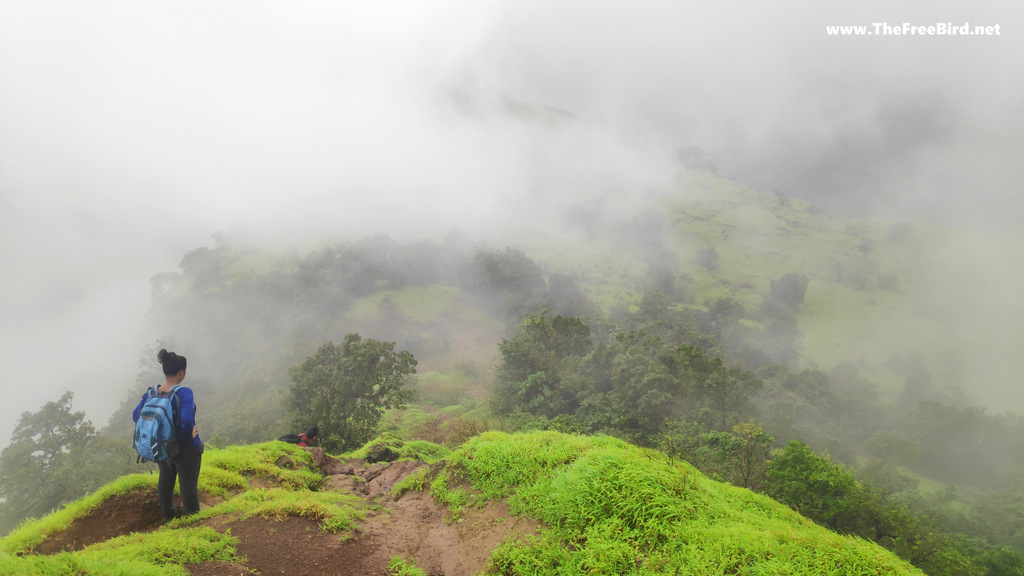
left=34, top=449, right=539, bottom=576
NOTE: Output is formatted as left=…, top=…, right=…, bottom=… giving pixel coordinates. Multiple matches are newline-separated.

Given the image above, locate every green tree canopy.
left=0, top=392, right=96, bottom=533
left=664, top=344, right=762, bottom=430
left=287, top=334, right=417, bottom=453
left=765, top=441, right=858, bottom=532
left=492, top=311, right=593, bottom=418
left=761, top=272, right=809, bottom=320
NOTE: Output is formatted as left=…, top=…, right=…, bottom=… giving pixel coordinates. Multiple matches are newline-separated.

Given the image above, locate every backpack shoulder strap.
left=168, top=385, right=183, bottom=425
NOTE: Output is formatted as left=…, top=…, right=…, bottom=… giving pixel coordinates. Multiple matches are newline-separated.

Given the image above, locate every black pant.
left=157, top=441, right=204, bottom=521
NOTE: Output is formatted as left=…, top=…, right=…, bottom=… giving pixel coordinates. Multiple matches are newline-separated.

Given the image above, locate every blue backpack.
left=133, top=385, right=182, bottom=463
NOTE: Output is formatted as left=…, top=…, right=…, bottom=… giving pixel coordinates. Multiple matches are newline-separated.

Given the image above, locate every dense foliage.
left=0, top=393, right=137, bottom=533
left=287, top=334, right=417, bottom=453
left=490, top=311, right=1024, bottom=575
left=493, top=312, right=761, bottom=442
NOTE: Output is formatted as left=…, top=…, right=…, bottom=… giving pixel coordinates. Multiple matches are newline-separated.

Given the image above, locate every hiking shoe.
left=163, top=506, right=186, bottom=523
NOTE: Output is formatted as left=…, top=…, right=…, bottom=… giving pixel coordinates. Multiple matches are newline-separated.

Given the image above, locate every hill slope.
left=512, top=170, right=1024, bottom=408
left=140, top=167, right=1023, bottom=458
left=198, top=167, right=1023, bottom=412
left=1, top=433, right=923, bottom=576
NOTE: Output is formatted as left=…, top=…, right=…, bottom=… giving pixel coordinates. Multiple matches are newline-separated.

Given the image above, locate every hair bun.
left=156, top=348, right=187, bottom=376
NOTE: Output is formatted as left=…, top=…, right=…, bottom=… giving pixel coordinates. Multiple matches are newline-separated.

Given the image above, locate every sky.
left=1, top=1, right=1022, bottom=444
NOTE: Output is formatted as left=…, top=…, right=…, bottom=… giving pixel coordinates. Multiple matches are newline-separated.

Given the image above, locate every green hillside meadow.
left=483, top=170, right=1023, bottom=408
left=0, top=432, right=923, bottom=575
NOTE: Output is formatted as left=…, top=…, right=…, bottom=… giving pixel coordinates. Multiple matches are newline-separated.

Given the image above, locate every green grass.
left=432, top=431, right=923, bottom=575
left=0, top=442, right=359, bottom=575
left=414, top=371, right=481, bottom=408
left=388, top=556, right=430, bottom=576
left=399, top=441, right=451, bottom=463
left=0, top=474, right=158, bottom=555
left=201, top=441, right=322, bottom=493
left=382, top=404, right=443, bottom=439
left=0, top=526, right=238, bottom=576
left=348, top=285, right=461, bottom=323
left=179, top=487, right=366, bottom=534
left=343, top=433, right=450, bottom=464
left=1, top=433, right=926, bottom=576
left=391, top=467, right=430, bottom=498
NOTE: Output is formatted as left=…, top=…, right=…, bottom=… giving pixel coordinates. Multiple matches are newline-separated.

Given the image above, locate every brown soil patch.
left=33, top=488, right=164, bottom=554
left=34, top=452, right=540, bottom=576
left=195, top=515, right=354, bottom=576
left=186, top=488, right=537, bottom=576
left=336, top=484, right=538, bottom=576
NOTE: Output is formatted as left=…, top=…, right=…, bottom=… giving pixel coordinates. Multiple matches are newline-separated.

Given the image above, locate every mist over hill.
left=1, top=10, right=1022, bottom=573
left=2, top=1, right=1022, bottom=447
left=140, top=169, right=1024, bottom=415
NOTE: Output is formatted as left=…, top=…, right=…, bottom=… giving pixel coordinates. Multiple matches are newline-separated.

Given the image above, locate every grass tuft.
left=435, top=431, right=924, bottom=575
left=391, top=467, right=430, bottom=498
left=179, top=487, right=365, bottom=534
left=388, top=556, right=430, bottom=576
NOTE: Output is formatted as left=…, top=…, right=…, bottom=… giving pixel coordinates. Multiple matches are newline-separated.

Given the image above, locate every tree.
left=765, top=443, right=983, bottom=575
left=545, top=272, right=593, bottom=317
left=665, top=421, right=773, bottom=490
left=461, top=247, right=546, bottom=316
left=675, top=145, right=718, bottom=174
left=493, top=311, right=593, bottom=418
left=665, top=344, right=762, bottom=430
left=696, top=246, right=719, bottom=271
left=178, top=245, right=226, bottom=294
left=0, top=392, right=97, bottom=533
left=703, top=296, right=744, bottom=334
left=600, top=332, right=678, bottom=440
left=726, top=422, right=774, bottom=490
left=628, top=290, right=709, bottom=348
left=761, top=272, right=809, bottom=320
left=765, top=441, right=858, bottom=532
left=287, top=334, right=417, bottom=453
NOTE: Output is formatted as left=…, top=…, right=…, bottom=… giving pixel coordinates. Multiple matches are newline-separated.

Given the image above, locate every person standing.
left=133, top=348, right=204, bottom=522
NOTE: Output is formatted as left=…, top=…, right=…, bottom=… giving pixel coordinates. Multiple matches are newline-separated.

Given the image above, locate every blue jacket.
left=132, top=385, right=203, bottom=448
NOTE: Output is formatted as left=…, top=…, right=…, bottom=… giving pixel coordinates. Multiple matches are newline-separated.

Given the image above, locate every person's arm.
left=131, top=392, right=148, bottom=422
left=176, top=387, right=198, bottom=438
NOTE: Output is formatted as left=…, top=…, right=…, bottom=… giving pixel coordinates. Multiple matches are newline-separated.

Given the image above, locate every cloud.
left=1, top=0, right=1021, bottom=439
left=473, top=1, right=1023, bottom=222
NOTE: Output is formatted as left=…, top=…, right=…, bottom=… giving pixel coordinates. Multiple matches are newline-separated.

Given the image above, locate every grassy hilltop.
left=0, top=431, right=923, bottom=576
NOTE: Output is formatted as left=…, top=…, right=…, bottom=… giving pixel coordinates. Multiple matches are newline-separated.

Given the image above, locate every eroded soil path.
left=35, top=449, right=539, bottom=576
